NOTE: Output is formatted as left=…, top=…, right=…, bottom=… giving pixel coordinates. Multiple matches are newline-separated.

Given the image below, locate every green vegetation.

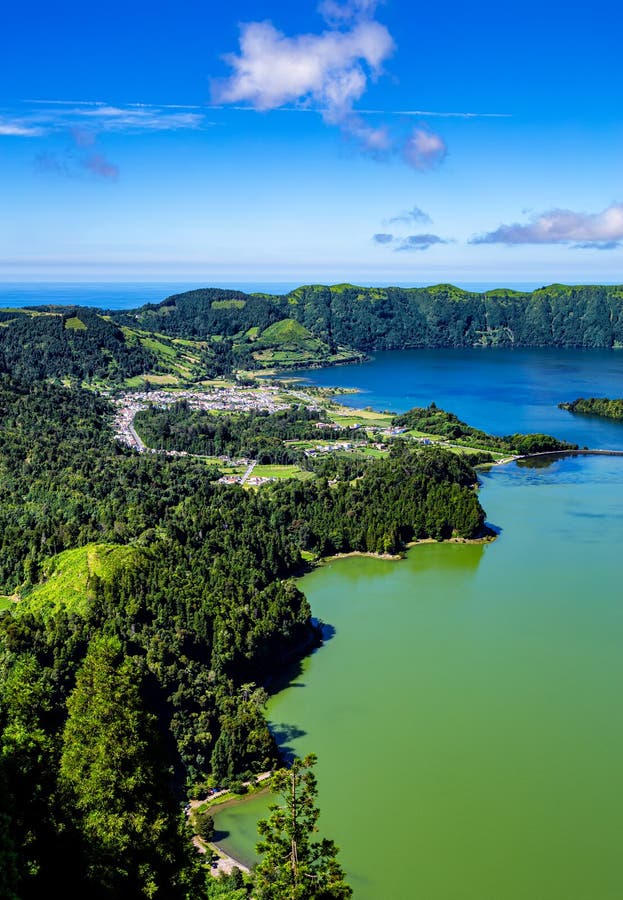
left=13, top=544, right=143, bottom=619
left=0, top=375, right=492, bottom=896
left=0, top=306, right=157, bottom=383
left=191, top=807, right=215, bottom=842
left=559, top=397, right=623, bottom=420
left=65, top=316, right=88, bottom=330
left=255, top=755, right=352, bottom=899
left=119, top=283, right=623, bottom=362
left=253, top=464, right=314, bottom=481
left=5, top=283, right=623, bottom=387
left=133, top=403, right=353, bottom=465
left=393, top=403, right=578, bottom=456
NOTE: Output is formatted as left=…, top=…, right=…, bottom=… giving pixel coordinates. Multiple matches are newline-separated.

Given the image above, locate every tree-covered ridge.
left=0, top=307, right=158, bottom=382
left=0, top=305, right=241, bottom=385
left=392, top=403, right=579, bottom=455
left=6, top=282, right=623, bottom=386
left=559, top=397, right=623, bottom=420
left=122, top=282, right=623, bottom=352
left=0, top=377, right=488, bottom=896
left=133, top=403, right=353, bottom=464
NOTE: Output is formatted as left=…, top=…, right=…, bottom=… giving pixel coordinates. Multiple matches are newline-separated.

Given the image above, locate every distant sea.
left=0, top=281, right=561, bottom=311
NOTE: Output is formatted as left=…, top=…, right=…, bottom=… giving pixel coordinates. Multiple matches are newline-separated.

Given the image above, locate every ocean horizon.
left=0, top=281, right=617, bottom=311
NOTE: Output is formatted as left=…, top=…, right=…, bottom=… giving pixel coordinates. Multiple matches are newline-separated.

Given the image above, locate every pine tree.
left=254, top=754, right=352, bottom=900
left=60, top=634, right=201, bottom=898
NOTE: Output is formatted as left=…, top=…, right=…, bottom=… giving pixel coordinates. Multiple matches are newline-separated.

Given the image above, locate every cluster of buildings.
left=314, top=421, right=361, bottom=431
left=303, top=441, right=355, bottom=457
left=111, top=386, right=296, bottom=450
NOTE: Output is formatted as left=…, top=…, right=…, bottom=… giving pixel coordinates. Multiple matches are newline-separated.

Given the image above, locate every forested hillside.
left=122, top=282, right=623, bottom=353
left=393, top=404, right=578, bottom=454
left=559, top=397, right=623, bottom=420
left=3, top=283, right=623, bottom=387
left=0, top=376, right=488, bottom=897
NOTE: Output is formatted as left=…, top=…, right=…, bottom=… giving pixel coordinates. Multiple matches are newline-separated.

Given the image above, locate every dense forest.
left=0, top=377, right=488, bottom=897
left=3, top=284, right=623, bottom=387
left=133, top=403, right=353, bottom=464
left=559, top=397, right=623, bottom=420
left=393, top=404, right=579, bottom=455
left=121, top=282, right=623, bottom=355
left=0, top=308, right=157, bottom=381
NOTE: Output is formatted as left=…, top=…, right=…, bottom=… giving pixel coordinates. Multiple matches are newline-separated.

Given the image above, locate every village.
left=110, top=383, right=439, bottom=485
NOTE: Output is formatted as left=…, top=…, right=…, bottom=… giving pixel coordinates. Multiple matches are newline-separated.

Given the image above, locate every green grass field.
left=15, top=543, right=144, bottom=619
left=327, top=406, right=394, bottom=428
left=124, top=373, right=180, bottom=387
left=64, top=316, right=87, bottom=330
left=252, top=464, right=314, bottom=481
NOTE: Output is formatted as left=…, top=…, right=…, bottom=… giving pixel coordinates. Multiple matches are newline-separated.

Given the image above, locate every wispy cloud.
left=395, top=233, right=448, bottom=251
left=318, top=0, right=381, bottom=24
left=209, top=104, right=509, bottom=118
left=66, top=104, right=205, bottom=131
left=212, top=1, right=448, bottom=170
left=0, top=118, right=44, bottom=136
left=1, top=101, right=210, bottom=137
left=387, top=205, right=432, bottom=226
left=471, top=203, right=623, bottom=249
left=373, top=232, right=449, bottom=251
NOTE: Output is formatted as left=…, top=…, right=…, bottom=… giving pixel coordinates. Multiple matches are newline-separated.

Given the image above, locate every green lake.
left=214, top=453, right=623, bottom=898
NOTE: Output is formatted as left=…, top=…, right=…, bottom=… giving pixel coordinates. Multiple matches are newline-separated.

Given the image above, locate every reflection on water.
left=217, top=455, right=623, bottom=900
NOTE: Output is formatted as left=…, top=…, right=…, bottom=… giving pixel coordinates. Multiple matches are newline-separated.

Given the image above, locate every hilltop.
left=2, top=282, right=623, bottom=386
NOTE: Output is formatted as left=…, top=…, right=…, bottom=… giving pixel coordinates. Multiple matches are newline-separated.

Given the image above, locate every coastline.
left=320, top=534, right=496, bottom=565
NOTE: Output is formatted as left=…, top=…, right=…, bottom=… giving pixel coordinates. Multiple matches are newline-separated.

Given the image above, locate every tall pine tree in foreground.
left=254, top=754, right=352, bottom=900
left=60, top=635, right=202, bottom=899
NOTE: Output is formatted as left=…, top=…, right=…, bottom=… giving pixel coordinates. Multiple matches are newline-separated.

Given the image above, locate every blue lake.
left=293, top=348, right=623, bottom=449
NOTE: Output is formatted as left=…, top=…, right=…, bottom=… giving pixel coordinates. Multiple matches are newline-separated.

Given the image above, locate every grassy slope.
left=14, top=543, right=144, bottom=618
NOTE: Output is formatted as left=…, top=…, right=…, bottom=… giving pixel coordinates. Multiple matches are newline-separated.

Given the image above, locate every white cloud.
left=402, top=128, right=447, bottom=171
left=1, top=102, right=208, bottom=137
left=210, top=1, right=502, bottom=155
left=211, top=4, right=445, bottom=168
left=212, top=20, right=393, bottom=116
left=56, top=105, right=205, bottom=132
left=472, top=203, right=623, bottom=248
left=0, top=119, right=44, bottom=136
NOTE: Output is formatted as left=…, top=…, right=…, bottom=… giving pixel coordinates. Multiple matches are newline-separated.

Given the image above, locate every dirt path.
left=188, top=770, right=272, bottom=813
left=193, top=836, right=251, bottom=877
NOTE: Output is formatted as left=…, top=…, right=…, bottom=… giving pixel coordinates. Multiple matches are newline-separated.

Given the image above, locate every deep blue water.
left=292, top=348, right=623, bottom=450
left=0, top=281, right=558, bottom=311
left=0, top=282, right=300, bottom=310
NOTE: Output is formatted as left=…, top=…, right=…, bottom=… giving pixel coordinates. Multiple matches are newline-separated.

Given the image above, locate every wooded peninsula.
left=559, top=397, right=623, bottom=420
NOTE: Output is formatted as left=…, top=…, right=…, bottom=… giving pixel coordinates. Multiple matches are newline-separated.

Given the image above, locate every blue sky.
left=2, top=0, right=622, bottom=284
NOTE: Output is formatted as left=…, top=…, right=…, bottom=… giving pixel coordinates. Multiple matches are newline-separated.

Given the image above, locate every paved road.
left=240, top=460, right=257, bottom=484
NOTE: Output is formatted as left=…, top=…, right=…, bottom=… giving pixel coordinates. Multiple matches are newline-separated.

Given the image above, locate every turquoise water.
left=214, top=350, right=623, bottom=897
left=214, top=455, right=623, bottom=898
left=293, top=348, right=623, bottom=449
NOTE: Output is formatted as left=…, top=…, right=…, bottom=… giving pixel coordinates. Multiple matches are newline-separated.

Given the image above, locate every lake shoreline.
left=320, top=534, right=496, bottom=565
